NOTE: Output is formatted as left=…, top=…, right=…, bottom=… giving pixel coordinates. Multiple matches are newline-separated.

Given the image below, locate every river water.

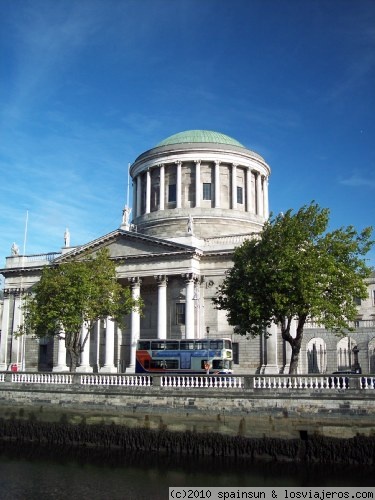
left=0, top=444, right=373, bottom=500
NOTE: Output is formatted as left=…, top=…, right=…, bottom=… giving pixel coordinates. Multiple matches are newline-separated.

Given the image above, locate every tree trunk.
left=68, top=349, right=79, bottom=373
left=281, top=314, right=307, bottom=375
left=289, top=348, right=300, bottom=374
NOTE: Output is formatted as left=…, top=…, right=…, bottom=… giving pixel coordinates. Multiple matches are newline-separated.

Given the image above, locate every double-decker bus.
left=135, top=338, right=233, bottom=374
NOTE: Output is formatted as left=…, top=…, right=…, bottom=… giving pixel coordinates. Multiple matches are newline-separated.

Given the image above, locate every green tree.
left=214, top=202, right=373, bottom=374
left=19, top=249, right=142, bottom=372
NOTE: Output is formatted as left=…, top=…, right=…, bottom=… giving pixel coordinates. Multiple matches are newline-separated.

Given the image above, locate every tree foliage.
left=19, top=249, right=142, bottom=372
left=214, top=202, right=373, bottom=373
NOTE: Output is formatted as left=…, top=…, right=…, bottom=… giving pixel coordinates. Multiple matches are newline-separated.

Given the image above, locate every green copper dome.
left=156, top=130, right=244, bottom=148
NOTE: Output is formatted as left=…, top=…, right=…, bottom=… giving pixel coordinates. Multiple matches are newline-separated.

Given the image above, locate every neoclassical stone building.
left=0, top=130, right=374, bottom=374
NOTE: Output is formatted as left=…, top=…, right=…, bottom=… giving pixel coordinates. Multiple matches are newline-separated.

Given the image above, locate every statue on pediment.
left=64, top=228, right=70, bottom=247
left=11, top=242, right=19, bottom=255
left=187, top=214, right=193, bottom=234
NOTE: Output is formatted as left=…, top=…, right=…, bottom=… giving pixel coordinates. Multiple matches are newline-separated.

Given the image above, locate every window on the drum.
left=176, top=303, right=185, bottom=325
left=237, top=186, right=243, bottom=204
left=203, top=183, right=212, bottom=200
left=168, top=184, right=176, bottom=202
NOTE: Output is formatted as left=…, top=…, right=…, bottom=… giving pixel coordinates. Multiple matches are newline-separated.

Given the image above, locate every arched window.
left=307, top=338, right=327, bottom=373
left=368, top=338, right=375, bottom=373
left=337, top=337, right=356, bottom=371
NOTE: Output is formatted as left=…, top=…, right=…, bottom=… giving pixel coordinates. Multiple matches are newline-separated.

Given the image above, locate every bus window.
left=151, top=341, right=165, bottom=350
left=165, top=341, right=179, bottom=350
left=138, top=341, right=150, bottom=350
left=195, top=340, right=209, bottom=350
left=180, top=341, right=195, bottom=350
left=150, top=359, right=179, bottom=369
left=224, top=340, right=232, bottom=349
left=209, top=340, right=223, bottom=349
left=212, top=359, right=232, bottom=370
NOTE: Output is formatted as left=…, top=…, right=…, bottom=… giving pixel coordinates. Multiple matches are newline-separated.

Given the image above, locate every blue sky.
left=1, top=0, right=374, bottom=283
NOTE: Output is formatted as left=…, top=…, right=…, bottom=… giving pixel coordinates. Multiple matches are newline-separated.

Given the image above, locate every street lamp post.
left=352, top=345, right=361, bottom=374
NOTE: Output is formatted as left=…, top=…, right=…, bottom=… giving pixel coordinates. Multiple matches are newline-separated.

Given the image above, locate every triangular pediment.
left=55, top=229, right=201, bottom=262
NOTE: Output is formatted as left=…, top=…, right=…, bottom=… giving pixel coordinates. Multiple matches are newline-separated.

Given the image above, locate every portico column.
left=77, top=323, right=93, bottom=372
left=128, top=277, right=141, bottom=372
left=159, top=164, right=165, bottom=211
left=136, top=175, right=142, bottom=217
left=176, top=161, right=182, bottom=208
left=0, top=290, right=10, bottom=370
left=183, top=274, right=195, bottom=339
left=256, top=172, right=262, bottom=216
left=100, top=317, right=117, bottom=373
left=12, top=291, right=22, bottom=368
left=264, top=176, right=269, bottom=219
left=214, top=161, right=221, bottom=208
left=262, top=322, right=279, bottom=374
left=195, top=160, right=201, bottom=207
left=246, top=168, right=252, bottom=212
left=53, top=330, right=69, bottom=372
left=231, top=164, right=237, bottom=210
left=155, top=275, right=168, bottom=339
left=145, top=169, right=151, bottom=214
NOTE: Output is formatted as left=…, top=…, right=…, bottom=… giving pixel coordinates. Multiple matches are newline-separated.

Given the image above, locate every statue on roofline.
left=11, top=242, right=19, bottom=256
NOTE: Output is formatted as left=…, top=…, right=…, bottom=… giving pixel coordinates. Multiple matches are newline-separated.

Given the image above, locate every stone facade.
left=0, top=130, right=374, bottom=374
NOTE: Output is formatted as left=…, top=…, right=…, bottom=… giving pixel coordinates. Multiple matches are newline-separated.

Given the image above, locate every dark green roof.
left=156, top=130, right=244, bottom=148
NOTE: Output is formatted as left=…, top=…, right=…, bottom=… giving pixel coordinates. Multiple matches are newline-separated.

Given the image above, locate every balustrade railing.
left=305, top=319, right=375, bottom=329
left=0, top=373, right=374, bottom=391
left=80, top=374, right=152, bottom=387
left=160, top=375, right=244, bottom=389
left=11, top=373, right=73, bottom=384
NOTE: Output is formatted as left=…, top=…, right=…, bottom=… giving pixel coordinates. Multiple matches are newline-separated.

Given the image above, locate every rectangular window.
left=232, top=342, right=239, bottom=364
left=176, top=303, right=185, bottom=325
left=168, top=184, right=176, bottom=202
left=237, top=186, right=243, bottom=204
left=203, top=183, right=212, bottom=200
left=354, top=297, right=361, bottom=306
left=373, top=290, right=375, bottom=306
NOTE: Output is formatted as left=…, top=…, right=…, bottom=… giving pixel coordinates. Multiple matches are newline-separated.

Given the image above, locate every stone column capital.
left=154, top=275, right=168, bottom=285
left=181, top=272, right=199, bottom=283
left=128, top=277, right=142, bottom=287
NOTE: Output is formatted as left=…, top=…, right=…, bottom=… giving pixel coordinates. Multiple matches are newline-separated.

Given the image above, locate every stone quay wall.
left=0, top=373, right=374, bottom=441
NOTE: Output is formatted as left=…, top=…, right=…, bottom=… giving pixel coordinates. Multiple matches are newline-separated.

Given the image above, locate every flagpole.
left=22, top=210, right=29, bottom=257
left=127, top=163, right=130, bottom=207
left=20, top=210, right=28, bottom=371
